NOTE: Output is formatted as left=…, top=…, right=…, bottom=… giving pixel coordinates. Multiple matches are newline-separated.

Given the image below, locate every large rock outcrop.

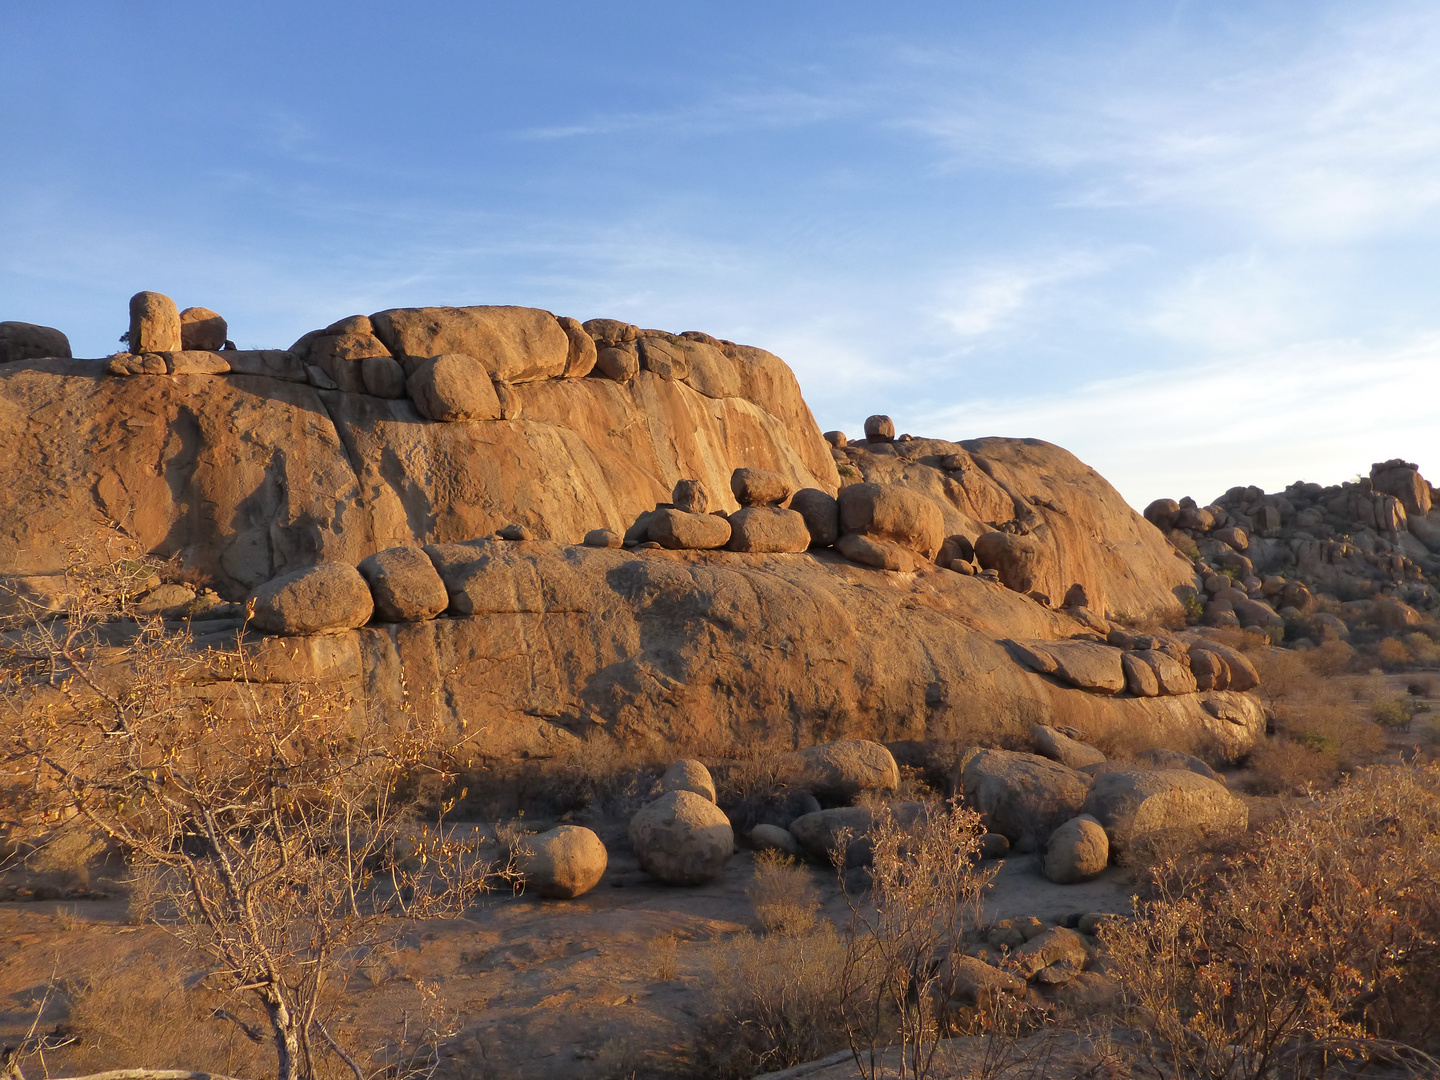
left=0, top=299, right=1267, bottom=765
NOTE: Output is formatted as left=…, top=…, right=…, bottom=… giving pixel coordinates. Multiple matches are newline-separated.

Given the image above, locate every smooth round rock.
left=250, top=561, right=374, bottom=635
left=863, top=415, right=895, bottom=441
left=517, top=825, right=608, bottom=899
left=748, top=823, right=801, bottom=858
left=357, top=546, right=448, bottom=622
left=1043, top=814, right=1110, bottom=884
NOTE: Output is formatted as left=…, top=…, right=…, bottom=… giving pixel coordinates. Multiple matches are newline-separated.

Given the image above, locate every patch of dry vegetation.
left=1104, top=763, right=1440, bottom=1079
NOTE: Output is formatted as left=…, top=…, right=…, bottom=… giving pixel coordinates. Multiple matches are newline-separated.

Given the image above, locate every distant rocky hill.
left=1, top=297, right=1268, bottom=760
left=1145, top=460, right=1439, bottom=652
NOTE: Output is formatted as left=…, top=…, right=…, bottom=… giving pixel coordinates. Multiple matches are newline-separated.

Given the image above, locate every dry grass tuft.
left=745, top=850, right=820, bottom=936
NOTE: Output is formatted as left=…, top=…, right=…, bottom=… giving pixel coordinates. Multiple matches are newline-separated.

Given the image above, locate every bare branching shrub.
left=1305, top=640, right=1356, bottom=677
left=745, top=850, right=820, bottom=936
left=1104, top=764, right=1440, bottom=1079
left=839, top=800, right=994, bottom=1080
left=1, top=544, right=515, bottom=1080
left=696, top=923, right=851, bottom=1078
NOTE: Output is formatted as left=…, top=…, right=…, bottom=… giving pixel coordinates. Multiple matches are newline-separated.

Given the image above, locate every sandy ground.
left=0, top=831, right=1139, bottom=1079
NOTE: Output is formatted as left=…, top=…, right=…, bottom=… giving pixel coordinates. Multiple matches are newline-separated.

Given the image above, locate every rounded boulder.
left=357, top=546, right=448, bottom=622
left=838, top=483, right=944, bottom=560
left=789, top=488, right=840, bottom=547
left=407, top=353, right=503, bottom=422
left=958, top=748, right=1091, bottom=853
left=1082, top=769, right=1246, bottom=860
left=128, top=291, right=181, bottom=353
left=730, top=467, right=793, bottom=507
left=1042, top=814, right=1109, bottom=884
left=517, top=825, right=608, bottom=899
left=0, top=321, right=71, bottom=364
left=629, top=790, right=734, bottom=885
left=648, top=508, right=732, bottom=551
left=748, top=823, right=801, bottom=858
left=179, top=306, right=228, bottom=351
left=790, top=740, right=899, bottom=802
left=250, top=561, right=374, bottom=635
left=863, top=415, right=895, bottom=441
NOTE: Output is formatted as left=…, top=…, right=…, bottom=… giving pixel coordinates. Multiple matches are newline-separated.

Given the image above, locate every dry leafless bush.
left=745, top=849, right=820, bottom=936
left=1, top=543, right=516, bottom=1080
left=839, top=800, right=995, bottom=1080
left=1103, top=763, right=1440, bottom=1080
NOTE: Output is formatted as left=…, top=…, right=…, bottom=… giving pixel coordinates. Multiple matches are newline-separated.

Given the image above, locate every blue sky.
left=3, top=1, right=1437, bottom=507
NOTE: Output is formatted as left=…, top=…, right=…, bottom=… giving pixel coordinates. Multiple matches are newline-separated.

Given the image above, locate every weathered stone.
left=1043, top=814, right=1109, bottom=883
left=660, top=759, right=717, bottom=803
left=1135, top=748, right=1220, bottom=781
left=179, top=307, right=227, bottom=351
left=823, top=430, right=847, bottom=448
left=0, top=322, right=71, bottom=365
left=838, top=483, right=944, bottom=560
left=1121, top=652, right=1161, bottom=697
left=250, top=562, right=374, bottom=635
left=555, top=315, right=598, bottom=378
left=128, top=291, right=181, bottom=353
left=629, top=790, right=733, bottom=885
left=1082, top=769, right=1247, bottom=859
left=834, top=533, right=917, bottom=572
left=406, top=354, right=503, bottom=422
left=1143, top=498, right=1180, bottom=530
left=726, top=506, right=810, bottom=553
left=671, top=478, right=712, bottom=515
left=941, top=954, right=1025, bottom=1004
left=648, top=509, right=732, bottom=551
left=1030, top=725, right=1106, bottom=769
left=978, top=833, right=1010, bottom=859
left=1009, top=640, right=1127, bottom=695
left=517, top=825, right=608, bottom=899
left=1184, top=639, right=1259, bottom=692
left=787, top=806, right=873, bottom=862
left=638, top=337, right=689, bottom=380
left=583, top=529, right=622, bottom=548
left=581, top=318, right=639, bottom=346
left=1371, top=459, right=1432, bottom=518
left=748, top=823, right=801, bottom=857
left=730, top=467, right=793, bottom=507
left=958, top=749, right=1091, bottom=853
left=1134, top=649, right=1199, bottom=695
left=790, top=740, right=899, bottom=802
left=788, top=488, right=839, bottom=547
left=357, top=547, right=448, bottom=622
left=594, top=342, right=639, bottom=382
left=938, top=534, right=976, bottom=568
left=361, top=355, right=407, bottom=399
left=1013, top=926, right=1090, bottom=978
left=370, top=305, right=570, bottom=384
left=165, top=351, right=231, bottom=375
left=864, top=415, right=895, bottom=441
left=975, top=532, right=1050, bottom=595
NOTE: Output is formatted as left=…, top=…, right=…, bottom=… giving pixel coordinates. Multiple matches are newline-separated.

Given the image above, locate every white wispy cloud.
left=904, top=3, right=1440, bottom=241
left=931, top=251, right=1114, bottom=342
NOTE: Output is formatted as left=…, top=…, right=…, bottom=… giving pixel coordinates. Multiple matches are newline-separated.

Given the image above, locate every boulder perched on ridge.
left=864, top=415, right=895, bottom=441
left=629, top=790, right=734, bottom=885
left=517, top=825, right=608, bottom=899
left=128, top=291, right=181, bottom=353
left=835, top=533, right=918, bottom=571
left=250, top=562, right=374, bottom=635
left=1009, top=640, right=1127, bottom=695
left=358, top=546, right=448, bottom=622
left=0, top=322, right=71, bottom=365
left=671, top=478, right=713, bottom=515
left=555, top=315, right=598, bottom=378
left=407, top=353, right=503, bottom=422
left=594, top=342, right=639, bottom=382
left=370, top=305, right=570, bottom=383
left=179, top=307, right=227, bottom=351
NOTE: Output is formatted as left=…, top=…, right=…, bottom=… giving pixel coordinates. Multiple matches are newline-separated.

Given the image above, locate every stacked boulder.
left=629, top=759, right=733, bottom=885
left=1147, top=459, right=1439, bottom=643
left=727, top=469, right=810, bottom=553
